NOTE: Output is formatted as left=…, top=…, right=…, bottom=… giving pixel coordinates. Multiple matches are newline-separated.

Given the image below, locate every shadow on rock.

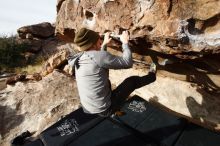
left=156, top=56, right=220, bottom=96
left=0, top=105, right=24, bottom=138
left=185, top=95, right=218, bottom=130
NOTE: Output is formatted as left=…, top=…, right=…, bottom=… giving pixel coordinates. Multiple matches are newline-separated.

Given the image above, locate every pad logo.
left=128, top=100, right=147, bottom=113
left=57, top=119, right=79, bottom=136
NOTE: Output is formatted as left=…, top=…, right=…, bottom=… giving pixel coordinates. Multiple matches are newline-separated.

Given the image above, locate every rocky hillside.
left=0, top=0, right=220, bottom=145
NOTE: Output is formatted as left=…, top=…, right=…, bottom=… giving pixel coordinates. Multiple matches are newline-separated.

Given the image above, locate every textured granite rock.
left=55, top=0, right=220, bottom=59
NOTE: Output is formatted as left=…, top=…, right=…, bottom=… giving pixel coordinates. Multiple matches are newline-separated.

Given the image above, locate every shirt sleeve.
left=98, top=43, right=133, bottom=69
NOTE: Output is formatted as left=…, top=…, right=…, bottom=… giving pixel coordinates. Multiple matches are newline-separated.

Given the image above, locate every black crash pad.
left=66, top=119, right=154, bottom=146
left=174, top=123, right=220, bottom=146
left=115, top=95, right=155, bottom=128
left=39, top=108, right=104, bottom=146
left=24, top=139, right=44, bottom=146
left=25, top=95, right=220, bottom=146
left=113, top=95, right=187, bottom=146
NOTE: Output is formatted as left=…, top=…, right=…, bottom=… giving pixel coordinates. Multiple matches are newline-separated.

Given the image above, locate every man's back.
left=69, top=28, right=132, bottom=116
left=75, top=51, right=112, bottom=114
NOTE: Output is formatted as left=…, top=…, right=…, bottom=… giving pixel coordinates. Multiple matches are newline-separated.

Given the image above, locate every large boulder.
left=0, top=71, right=80, bottom=146
left=18, top=22, right=55, bottom=39
left=16, top=22, right=58, bottom=55
left=54, top=1, right=220, bottom=132
left=55, top=0, right=220, bottom=59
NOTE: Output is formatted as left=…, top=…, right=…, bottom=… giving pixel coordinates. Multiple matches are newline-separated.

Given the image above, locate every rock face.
left=56, top=0, right=220, bottom=59
left=0, top=71, right=80, bottom=146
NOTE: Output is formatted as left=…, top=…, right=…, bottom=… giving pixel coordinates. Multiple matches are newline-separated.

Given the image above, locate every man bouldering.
left=68, top=28, right=156, bottom=117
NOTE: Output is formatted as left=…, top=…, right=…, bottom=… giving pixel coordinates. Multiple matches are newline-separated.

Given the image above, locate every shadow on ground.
left=0, top=105, right=24, bottom=138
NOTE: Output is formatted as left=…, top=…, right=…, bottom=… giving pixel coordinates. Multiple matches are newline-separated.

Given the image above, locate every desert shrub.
left=0, top=35, right=28, bottom=68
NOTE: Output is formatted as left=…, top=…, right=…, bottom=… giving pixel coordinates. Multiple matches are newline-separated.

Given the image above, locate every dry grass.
left=15, top=63, right=44, bottom=74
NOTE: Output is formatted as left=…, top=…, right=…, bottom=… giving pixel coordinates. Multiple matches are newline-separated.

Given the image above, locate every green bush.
left=0, top=35, right=28, bottom=68
left=0, top=35, right=47, bottom=74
